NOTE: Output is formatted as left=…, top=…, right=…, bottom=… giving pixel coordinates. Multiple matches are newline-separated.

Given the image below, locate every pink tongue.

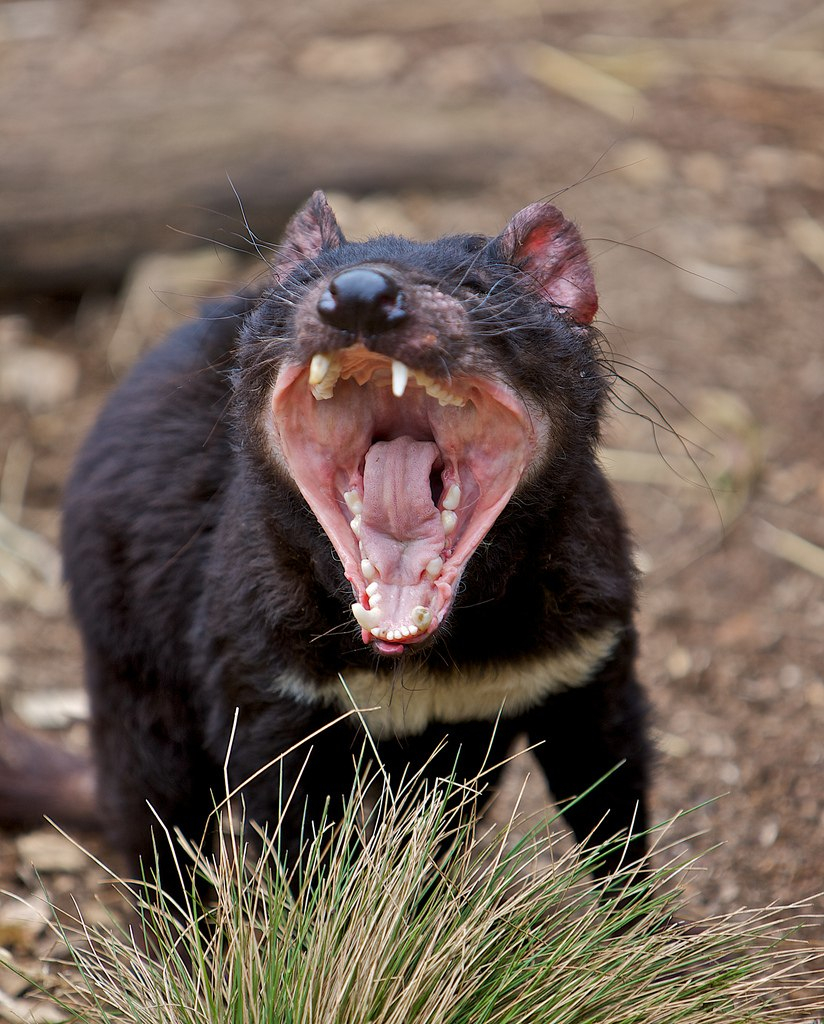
left=360, top=438, right=444, bottom=584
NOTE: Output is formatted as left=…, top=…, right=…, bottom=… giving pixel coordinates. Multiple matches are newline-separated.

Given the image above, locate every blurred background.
left=1, top=0, right=824, bottom=1001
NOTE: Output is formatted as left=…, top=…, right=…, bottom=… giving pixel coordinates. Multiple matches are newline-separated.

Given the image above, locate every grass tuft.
left=12, top=748, right=824, bottom=1024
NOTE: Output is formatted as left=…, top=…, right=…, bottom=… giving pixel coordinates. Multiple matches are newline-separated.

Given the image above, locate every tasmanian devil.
left=8, top=192, right=650, bottom=887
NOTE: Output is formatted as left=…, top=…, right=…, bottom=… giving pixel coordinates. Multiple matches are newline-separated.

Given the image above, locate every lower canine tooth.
left=352, top=602, right=382, bottom=630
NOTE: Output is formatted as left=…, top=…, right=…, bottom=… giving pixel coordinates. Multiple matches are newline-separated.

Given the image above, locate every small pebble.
left=294, top=35, right=407, bottom=81
left=16, top=830, right=90, bottom=874
left=0, top=347, right=79, bottom=413
left=0, top=895, right=49, bottom=947
left=11, top=688, right=89, bottom=730
left=613, top=138, right=672, bottom=186
left=680, top=151, right=728, bottom=194
left=758, top=817, right=780, bottom=848
left=677, top=258, right=752, bottom=304
left=665, top=646, right=693, bottom=680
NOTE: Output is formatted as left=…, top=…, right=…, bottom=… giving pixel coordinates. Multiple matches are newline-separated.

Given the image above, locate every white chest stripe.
left=313, top=625, right=622, bottom=740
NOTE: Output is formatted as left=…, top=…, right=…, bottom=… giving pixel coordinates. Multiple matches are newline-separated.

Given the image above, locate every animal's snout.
left=317, top=267, right=407, bottom=337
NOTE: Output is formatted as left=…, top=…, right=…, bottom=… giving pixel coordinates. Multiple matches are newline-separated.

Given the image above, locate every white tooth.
left=441, top=510, right=457, bottom=535
left=391, top=360, right=409, bottom=398
left=425, top=556, right=444, bottom=579
left=352, top=602, right=382, bottom=629
left=350, top=514, right=362, bottom=538
left=408, top=625, right=419, bottom=636
left=361, top=559, right=376, bottom=581
left=423, top=381, right=466, bottom=407
left=442, top=484, right=461, bottom=511
left=344, top=490, right=363, bottom=515
left=366, top=581, right=380, bottom=597
left=309, top=352, right=341, bottom=400
left=411, top=606, right=432, bottom=629
left=400, top=626, right=411, bottom=637
left=309, top=353, right=331, bottom=386
left=371, top=626, right=384, bottom=638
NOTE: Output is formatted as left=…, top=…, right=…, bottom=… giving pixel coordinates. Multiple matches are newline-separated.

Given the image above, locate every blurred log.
left=0, top=2, right=603, bottom=294
left=1, top=87, right=505, bottom=294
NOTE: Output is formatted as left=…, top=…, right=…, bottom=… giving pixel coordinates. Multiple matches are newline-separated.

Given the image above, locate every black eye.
left=463, top=235, right=488, bottom=253
left=460, top=276, right=488, bottom=295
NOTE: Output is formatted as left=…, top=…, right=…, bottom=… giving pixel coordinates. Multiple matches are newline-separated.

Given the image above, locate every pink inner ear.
left=502, top=202, right=598, bottom=324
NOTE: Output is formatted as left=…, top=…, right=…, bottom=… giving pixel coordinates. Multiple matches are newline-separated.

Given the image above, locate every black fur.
left=61, top=193, right=649, bottom=889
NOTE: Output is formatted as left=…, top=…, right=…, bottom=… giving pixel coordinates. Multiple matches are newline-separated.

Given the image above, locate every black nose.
left=317, top=267, right=407, bottom=336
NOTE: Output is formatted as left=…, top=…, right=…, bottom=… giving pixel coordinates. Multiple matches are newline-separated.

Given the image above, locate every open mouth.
left=270, top=344, right=538, bottom=655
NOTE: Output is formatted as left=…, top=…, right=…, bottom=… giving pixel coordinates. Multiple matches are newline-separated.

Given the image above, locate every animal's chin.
left=270, top=344, right=539, bottom=652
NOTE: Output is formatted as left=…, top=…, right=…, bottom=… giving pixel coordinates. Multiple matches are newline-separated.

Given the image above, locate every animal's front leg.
left=85, top=651, right=220, bottom=901
left=526, top=632, right=650, bottom=882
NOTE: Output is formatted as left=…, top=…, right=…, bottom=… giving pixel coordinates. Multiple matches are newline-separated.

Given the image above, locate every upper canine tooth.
left=352, top=602, right=382, bottom=630
left=309, top=353, right=331, bottom=386
left=309, top=351, right=341, bottom=400
left=391, top=360, right=410, bottom=398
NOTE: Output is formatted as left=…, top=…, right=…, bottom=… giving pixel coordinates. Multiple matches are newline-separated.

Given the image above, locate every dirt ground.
left=1, top=0, right=824, bottom=1016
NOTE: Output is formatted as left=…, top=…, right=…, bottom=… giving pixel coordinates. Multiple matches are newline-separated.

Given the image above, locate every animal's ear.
left=273, top=191, right=345, bottom=279
left=495, top=201, right=597, bottom=324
